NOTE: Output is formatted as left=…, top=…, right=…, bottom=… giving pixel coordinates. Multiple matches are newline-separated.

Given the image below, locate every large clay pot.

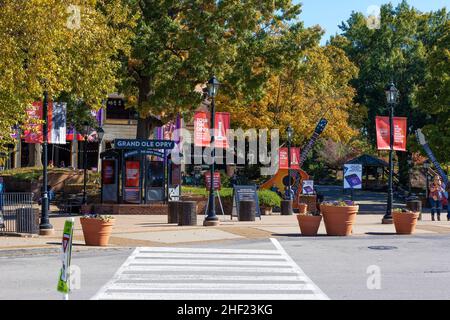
left=298, top=203, right=308, bottom=215
left=320, top=204, right=359, bottom=236
left=297, top=215, right=322, bottom=236
left=393, top=212, right=419, bottom=235
left=80, top=217, right=115, bottom=246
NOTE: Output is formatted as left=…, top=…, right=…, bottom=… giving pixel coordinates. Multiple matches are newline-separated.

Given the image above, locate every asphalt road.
left=1, top=234, right=450, bottom=300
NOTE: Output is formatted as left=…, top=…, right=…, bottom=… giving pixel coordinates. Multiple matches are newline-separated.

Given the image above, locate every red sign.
left=102, top=160, right=115, bottom=184
left=24, top=102, right=43, bottom=143
left=194, top=111, right=230, bottom=148
left=125, top=161, right=140, bottom=187
left=376, top=116, right=407, bottom=151
left=205, top=171, right=221, bottom=190
left=279, top=147, right=301, bottom=169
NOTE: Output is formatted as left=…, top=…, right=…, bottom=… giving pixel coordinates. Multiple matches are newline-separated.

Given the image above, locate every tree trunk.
left=135, top=76, right=162, bottom=139
left=28, top=143, right=42, bottom=167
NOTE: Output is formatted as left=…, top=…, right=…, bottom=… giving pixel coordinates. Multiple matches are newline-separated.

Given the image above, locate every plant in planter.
left=298, top=203, right=308, bottom=214
left=297, top=212, right=322, bottom=236
left=320, top=200, right=359, bottom=236
left=80, top=215, right=115, bottom=246
left=392, top=208, right=419, bottom=235
left=258, top=190, right=282, bottom=215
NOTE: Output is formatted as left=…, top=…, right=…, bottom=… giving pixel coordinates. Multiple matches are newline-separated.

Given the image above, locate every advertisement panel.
left=125, top=161, right=140, bottom=187
left=302, top=180, right=314, bottom=195
left=194, top=111, right=210, bottom=147
left=102, top=160, right=115, bottom=185
left=376, top=116, right=407, bottom=151
left=194, top=111, right=230, bottom=148
left=205, top=171, right=221, bottom=190
left=279, top=147, right=301, bottom=170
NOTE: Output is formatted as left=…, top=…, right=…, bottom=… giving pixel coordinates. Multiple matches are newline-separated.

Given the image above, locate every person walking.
left=443, top=183, right=450, bottom=221
left=429, top=176, right=443, bottom=221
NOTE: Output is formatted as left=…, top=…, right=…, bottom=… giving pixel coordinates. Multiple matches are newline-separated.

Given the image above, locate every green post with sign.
left=57, top=218, right=75, bottom=299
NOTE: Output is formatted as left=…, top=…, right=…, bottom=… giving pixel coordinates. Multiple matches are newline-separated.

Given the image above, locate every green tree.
left=331, top=1, right=449, bottom=185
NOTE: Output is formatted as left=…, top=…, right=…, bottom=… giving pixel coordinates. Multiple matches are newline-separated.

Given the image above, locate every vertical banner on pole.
left=375, top=116, right=407, bottom=151
left=57, top=218, right=74, bottom=299
left=279, top=147, right=301, bottom=169
left=24, top=102, right=43, bottom=143
left=194, top=111, right=230, bottom=148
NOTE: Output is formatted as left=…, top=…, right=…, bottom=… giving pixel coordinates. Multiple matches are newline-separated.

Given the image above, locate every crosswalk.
left=92, top=238, right=328, bottom=300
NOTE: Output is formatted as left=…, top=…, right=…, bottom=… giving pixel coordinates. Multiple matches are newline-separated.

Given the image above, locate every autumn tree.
left=0, top=0, right=135, bottom=160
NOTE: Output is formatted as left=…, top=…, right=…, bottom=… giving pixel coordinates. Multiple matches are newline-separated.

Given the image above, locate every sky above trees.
left=297, top=0, right=449, bottom=44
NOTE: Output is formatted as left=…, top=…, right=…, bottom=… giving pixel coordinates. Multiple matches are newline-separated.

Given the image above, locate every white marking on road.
left=92, top=240, right=328, bottom=300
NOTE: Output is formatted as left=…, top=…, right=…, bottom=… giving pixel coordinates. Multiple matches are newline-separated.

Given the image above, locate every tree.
left=413, top=19, right=450, bottom=163
left=0, top=0, right=135, bottom=156
left=121, top=0, right=316, bottom=139
left=331, top=1, right=449, bottom=185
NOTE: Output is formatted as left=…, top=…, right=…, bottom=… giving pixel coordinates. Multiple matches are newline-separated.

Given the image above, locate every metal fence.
left=0, top=193, right=38, bottom=234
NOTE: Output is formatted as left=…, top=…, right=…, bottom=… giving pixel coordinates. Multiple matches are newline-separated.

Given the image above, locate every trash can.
left=406, top=199, right=422, bottom=221
left=281, top=200, right=293, bottom=215
left=178, top=201, right=197, bottom=226
left=168, top=201, right=181, bottom=224
left=15, top=208, right=34, bottom=233
left=238, top=200, right=255, bottom=221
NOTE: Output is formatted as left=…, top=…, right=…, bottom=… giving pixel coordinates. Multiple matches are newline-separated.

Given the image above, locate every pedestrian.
left=429, top=176, right=443, bottom=221
left=443, top=183, right=450, bottom=222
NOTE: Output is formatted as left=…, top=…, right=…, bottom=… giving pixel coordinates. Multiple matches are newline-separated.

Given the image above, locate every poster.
left=343, top=164, right=363, bottom=189
left=57, top=218, right=74, bottom=295
left=205, top=171, right=221, bottom=190
left=302, top=180, right=314, bottom=195
left=375, top=116, right=407, bottom=151
left=125, top=161, right=140, bottom=187
left=102, top=160, right=115, bottom=185
left=279, top=147, right=301, bottom=169
left=194, top=111, right=230, bottom=148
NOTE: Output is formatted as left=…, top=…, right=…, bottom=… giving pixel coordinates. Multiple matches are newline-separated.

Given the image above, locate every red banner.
left=125, top=161, right=140, bottom=187
left=194, top=111, right=230, bottom=148
left=205, top=171, right=221, bottom=190
left=376, top=116, right=407, bottom=151
left=279, top=147, right=301, bottom=169
left=102, top=160, right=115, bottom=184
left=24, top=102, right=43, bottom=143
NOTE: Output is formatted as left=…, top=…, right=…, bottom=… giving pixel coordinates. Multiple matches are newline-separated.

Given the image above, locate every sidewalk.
left=1, top=212, right=450, bottom=252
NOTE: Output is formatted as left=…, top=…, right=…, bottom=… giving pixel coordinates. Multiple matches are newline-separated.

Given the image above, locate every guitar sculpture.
left=415, top=129, right=449, bottom=188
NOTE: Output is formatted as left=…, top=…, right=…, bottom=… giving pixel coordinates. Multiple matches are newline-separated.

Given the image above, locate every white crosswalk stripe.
left=92, top=238, right=328, bottom=300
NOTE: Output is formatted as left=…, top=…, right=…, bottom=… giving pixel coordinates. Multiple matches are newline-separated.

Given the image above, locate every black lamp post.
left=382, top=82, right=399, bottom=224
left=82, top=122, right=91, bottom=205
left=39, top=89, right=54, bottom=235
left=204, top=76, right=220, bottom=227
left=286, top=125, right=294, bottom=201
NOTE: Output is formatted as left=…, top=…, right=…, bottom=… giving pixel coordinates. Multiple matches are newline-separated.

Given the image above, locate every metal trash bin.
left=178, top=201, right=197, bottom=226
left=281, top=200, right=293, bottom=216
left=406, top=199, right=422, bottom=221
left=168, top=201, right=181, bottom=224
left=238, top=200, right=255, bottom=221
left=15, top=207, right=35, bottom=233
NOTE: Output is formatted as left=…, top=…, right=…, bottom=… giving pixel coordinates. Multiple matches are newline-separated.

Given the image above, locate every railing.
left=0, top=193, right=38, bottom=234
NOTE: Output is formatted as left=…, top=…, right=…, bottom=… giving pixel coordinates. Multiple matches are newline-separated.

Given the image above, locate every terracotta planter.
left=298, top=203, right=308, bottom=215
left=320, top=204, right=359, bottom=236
left=297, top=215, right=322, bottom=236
left=393, top=212, right=419, bottom=235
left=80, top=218, right=115, bottom=246
left=261, top=206, right=273, bottom=215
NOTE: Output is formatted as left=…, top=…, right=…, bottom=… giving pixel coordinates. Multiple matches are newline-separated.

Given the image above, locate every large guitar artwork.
left=415, top=129, right=448, bottom=188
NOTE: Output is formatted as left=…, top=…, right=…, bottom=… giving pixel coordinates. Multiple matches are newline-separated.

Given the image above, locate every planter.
left=320, top=204, right=359, bottom=236
left=393, top=212, right=419, bottom=235
left=297, top=215, right=322, bottom=236
left=80, top=217, right=115, bottom=246
left=261, top=206, right=273, bottom=215
left=298, top=203, right=308, bottom=215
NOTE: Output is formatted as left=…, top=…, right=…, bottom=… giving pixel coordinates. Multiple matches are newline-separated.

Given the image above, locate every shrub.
left=258, top=190, right=282, bottom=208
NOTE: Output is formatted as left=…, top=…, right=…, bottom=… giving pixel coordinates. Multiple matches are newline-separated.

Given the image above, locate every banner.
left=57, top=218, right=74, bottom=295
left=279, top=147, right=301, bottom=170
left=125, top=161, right=140, bottom=187
left=194, top=111, right=230, bottom=148
left=24, top=102, right=43, bottom=143
left=48, top=102, right=67, bottom=144
left=375, top=116, right=407, bottom=151
left=344, top=164, right=363, bottom=189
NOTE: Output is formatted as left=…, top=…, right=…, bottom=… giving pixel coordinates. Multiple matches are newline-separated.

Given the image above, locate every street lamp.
left=39, top=87, right=54, bottom=235
left=204, top=76, right=220, bottom=227
left=82, top=122, right=91, bottom=205
left=423, top=160, right=431, bottom=208
left=382, top=81, right=399, bottom=224
left=286, top=125, right=294, bottom=201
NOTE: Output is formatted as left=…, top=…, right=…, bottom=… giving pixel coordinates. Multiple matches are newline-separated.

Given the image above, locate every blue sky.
left=296, top=0, right=449, bottom=45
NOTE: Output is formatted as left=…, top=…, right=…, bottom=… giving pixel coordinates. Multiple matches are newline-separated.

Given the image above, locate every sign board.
left=279, top=147, right=301, bottom=169
left=57, top=218, right=74, bottom=296
left=124, top=149, right=165, bottom=158
left=231, top=185, right=261, bottom=219
left=205, top=171, right=221, bottom=190
left=114, top=139, right=175, bottom=150
left=375, top=116, right=407, bottom=151
left=344, top=164, right=363, bottom=189
left=169, top=185, right=181, bottom=201
left=302, top=180, right=314, bottom=195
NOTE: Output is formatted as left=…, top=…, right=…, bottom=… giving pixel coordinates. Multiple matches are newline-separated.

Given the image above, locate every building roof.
left=347, top=154, right=388, bottom=167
